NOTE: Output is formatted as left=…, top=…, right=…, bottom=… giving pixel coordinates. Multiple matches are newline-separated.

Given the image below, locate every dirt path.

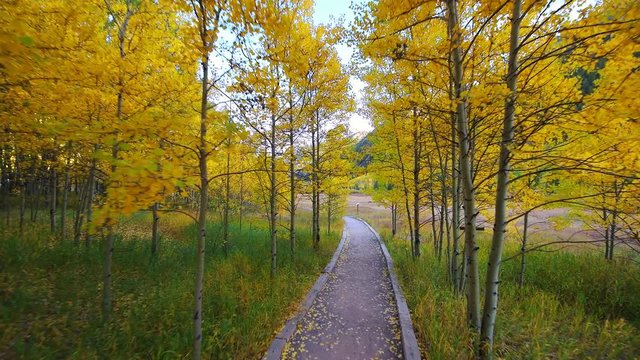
left=281, top=217, right=403, bottom=359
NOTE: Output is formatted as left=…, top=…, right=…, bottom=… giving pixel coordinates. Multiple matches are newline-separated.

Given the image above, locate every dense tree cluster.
left=1, top=1, right=353, bottom=357
left=354, top=0, right=639, bottom=357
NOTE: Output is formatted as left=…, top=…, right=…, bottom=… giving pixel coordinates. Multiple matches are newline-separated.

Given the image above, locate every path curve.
left=267, top=217, right=419, bottom=360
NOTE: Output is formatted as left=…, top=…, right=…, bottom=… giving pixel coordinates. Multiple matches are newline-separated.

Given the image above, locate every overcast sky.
left=313, top=0, right=371, bottom=134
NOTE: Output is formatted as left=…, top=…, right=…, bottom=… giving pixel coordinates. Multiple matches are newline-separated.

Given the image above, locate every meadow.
left=353, top=198, right=640, bottom=359
left=0, top=210, right=341, bottom=359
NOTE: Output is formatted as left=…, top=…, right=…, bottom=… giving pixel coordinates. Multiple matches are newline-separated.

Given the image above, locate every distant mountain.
left=354, top=132, right=373, bottom=168
left=351, top=131, right=370, bottom=141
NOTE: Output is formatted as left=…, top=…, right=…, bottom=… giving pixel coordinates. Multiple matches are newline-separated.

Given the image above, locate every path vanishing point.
left=266, top=216, right=420, bottom=360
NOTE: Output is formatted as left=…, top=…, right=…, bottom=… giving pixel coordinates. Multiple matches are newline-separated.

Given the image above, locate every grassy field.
left=358, top=204, right=640, bottom=359
left=3, top=195, right=638, bottom=359
left=0, top=210, right=341, bottom=359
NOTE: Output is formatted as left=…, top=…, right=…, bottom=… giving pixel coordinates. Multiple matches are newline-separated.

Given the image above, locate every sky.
left=312, top=0, right=372, bottom=134
left=311, top=0, right=597, bottom=136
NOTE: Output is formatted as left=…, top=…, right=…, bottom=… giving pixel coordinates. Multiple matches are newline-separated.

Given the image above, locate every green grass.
left=0, top=211, right=340, bottom=359
left=379, top=229, right=640, bottom=359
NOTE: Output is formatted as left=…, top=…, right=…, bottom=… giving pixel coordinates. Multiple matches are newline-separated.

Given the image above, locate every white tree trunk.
left=446, top=0, right=481, bottom=332
left=480, top=0, right=522, bottom=357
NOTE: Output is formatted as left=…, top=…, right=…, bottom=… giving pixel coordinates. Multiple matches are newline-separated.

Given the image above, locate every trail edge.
left=264, top=216, right=421, bottom=360
left=263, top=217, right=349, bottom=359
left=355, top=216, right=421, bottom=360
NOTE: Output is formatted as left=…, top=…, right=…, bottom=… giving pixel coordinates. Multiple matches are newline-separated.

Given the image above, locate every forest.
left=1, top=0, right=639, bottom=359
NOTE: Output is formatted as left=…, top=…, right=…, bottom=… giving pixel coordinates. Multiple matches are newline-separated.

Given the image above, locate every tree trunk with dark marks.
left=438, top=201, right=445, bottom=261
left=151, top=202, right=160, bottom=257
left=239, top=173, right=244, bottom=233
left=269, top=112, right=278, bottom=277
left=102, top=231, right=114, bottom=320
left=49, top=168, right=57, bottom=234
left=604, top=209, right=610, bottom=259
left=412, top=108, right=421, bottom=258
left=451, top=112, right=462, bottom=294
left=19, top=182, right=26, bottom=234
left=606, top=180, right=621, bottom=261
left=518, top=211, right=529, bottom=288
left=61, top=146, right=71, bottom=242
left=85, top=159, right=96, bottom=248
left=311, top=110, right=321, bottom=250
left=192, top=1, right=215, bottom=355
left=2, top=148, right=11, bottom=228
left=151, top=140, right=164, bottom=258
left=609, top=212, right=616, bottom=260
left=327, top=196, right=332, bottom=235
left=315, top=113, right=322, bottom=249
left=73, top=178, right=88, bottom=245
left=427, top=156, right=438, bottom=258
left=103, top=143, right=118, bottom=319
left=391, top=203, right=397, bottom=237
left=29, top=163, right=39, bottom=223
left=102, top=1, right=133, bottom=321
left=446, top=0, right=481, bottom=332
left=391, top=112, right=414, bottom=251
left=223, top=147, right=231, bottom=256
left=288, top=87, right=296, bottom=254
left=480, top=0, right=521, bottom=357
left=16, top=154, right=25, bottom=234
left=311, top=114, right=317, bottom=250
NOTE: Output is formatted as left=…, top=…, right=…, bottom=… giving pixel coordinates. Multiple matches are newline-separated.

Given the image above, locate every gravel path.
left=282, top=217, right=403, bottom=360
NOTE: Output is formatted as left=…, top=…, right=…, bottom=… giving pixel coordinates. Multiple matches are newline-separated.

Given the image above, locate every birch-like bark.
left=193, top=59, right=209, bottom=360
left=239, top=173, right=244, bottom=232
left=85, top=158, right=96, bottom=248
left=438, top=201, right=445, bottom=261
left=480, top=0, right=522, bottom=356
left=609, top=212, right=617, bottom=260
left=61, top=145, right=71, bottom=242
left=315, top=114, right=321, bottom=248
left=446, top=0, right=481, bottom=331
left=412, top=109, right=421, bottom=258
left=392, top=112, right=414, bottom=250
left=192, top=0, right=225, bottom=354
left=102, top=3, right=133, bottom=320
left=608, top=180, right=620, bottom=260
left=604, top=209, right=610, bottom=259
left=49, top=167, right=57, bottom=234
left=15, top=154, right=25, bottom=234
left=103, top=168, right=115, bottom=320
left=73, top=178, right=88, bottom=245
left=518, top=211, right=529, bottom=288
left=223, top=148, right=230, bottom=256
left=19, top=182, right=26, bottom=234
left=311, top=114, right=317, bottom=249
left=151, top=202, right=160, bottom=256
left=391, top=203, right=397, bottom=237
left=151, top=139, right=164, bottom=258
left=288, top=89, right=296, bottom=254
left=193, top=3, right=211, bottom=356
left=269, top=112, right=278, bottom=277
left=311, top=110, right=321, bottom=250
left=430, top=195, right=437, bottom=256
left=327, top=196, right=332, bottom=235
left=1, top=148, right=9, bottom=228
left=451, top=112, right=461, bottom=292
left=29, top=163, right=38, bottom=222
left=427, top=155, right=438, bottom=256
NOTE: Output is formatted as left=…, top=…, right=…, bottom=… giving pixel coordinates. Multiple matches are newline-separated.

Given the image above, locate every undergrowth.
left=381, top=228, right=640, bottom=359
left=0, top=212, right=340, bottom=359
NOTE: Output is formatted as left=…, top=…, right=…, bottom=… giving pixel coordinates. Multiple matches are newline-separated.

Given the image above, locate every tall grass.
left=383, top=232, right=640, bottom=359
left=0, top=212, right=340, bottom=359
